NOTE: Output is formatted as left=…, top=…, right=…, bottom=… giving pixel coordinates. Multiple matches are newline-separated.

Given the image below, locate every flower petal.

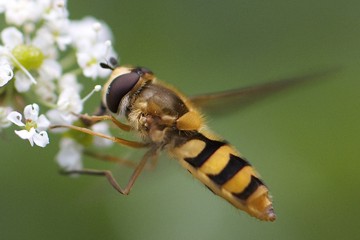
left=33, top=131, right=49, bottom=147
left=57, top=88, right=83, bottom=114
left=58, top=73, right=82, bottom=93
left=7, top=111, right=25, bottom=126
left=56, top=138, right=83, bottom=171
left=1, top=27, right=24, bottom=49
left=0, top=59, right=14, bottom=87
left=24, top=103, right=39, bottom=121
left=92, top=122, right=113, bottom=147
left=38, top=59, right=62, bottom=82
left=37, top=114, right=50, bottom=131
left=15, top=128, right=36, bottom=146
left=14, top=71, right=33, bottom=93
left=0, top=107, right=12, bottom=129
left=46, top=109, right=74, bottom=127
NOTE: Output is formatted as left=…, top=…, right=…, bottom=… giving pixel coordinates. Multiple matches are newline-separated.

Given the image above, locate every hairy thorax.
left=127, top=83, right=190, bottom=145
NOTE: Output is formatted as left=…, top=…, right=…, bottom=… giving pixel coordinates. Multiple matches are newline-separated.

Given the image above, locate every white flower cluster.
left=0, top=0, right=116, bottom=170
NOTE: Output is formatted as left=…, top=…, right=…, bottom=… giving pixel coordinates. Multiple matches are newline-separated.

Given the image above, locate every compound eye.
left=106, top=72, right=140, bottom=113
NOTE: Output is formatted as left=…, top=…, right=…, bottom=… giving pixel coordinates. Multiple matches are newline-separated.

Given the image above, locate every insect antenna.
left=100, top=57, right=118, bottom=70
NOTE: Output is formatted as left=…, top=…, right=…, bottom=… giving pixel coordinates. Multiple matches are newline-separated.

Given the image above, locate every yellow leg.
left=84, top=150, right=138, bottom=168
left=75, top=113, right=132, bottom=132
left=84, top=150, right=159, bottom=170
left=50, top=124, right=147, bottom=148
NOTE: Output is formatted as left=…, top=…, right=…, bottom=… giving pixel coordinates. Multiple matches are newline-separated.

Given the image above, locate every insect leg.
left=146, top=153, right=158, bottom=170
left=84, top=150, right=138, bottom=168
left=50, top=124, right=147, bottom=148
left=84, top=150, right=159, bottom=170
left=75, top=113, right=131, bottom=131
left=61, top=147, right=158, bottom=195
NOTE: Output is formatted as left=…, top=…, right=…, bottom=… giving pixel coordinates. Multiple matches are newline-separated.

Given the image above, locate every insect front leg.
left=74, top=112, right=132, bottom=132
left=61, top=147, right=159, bottom=195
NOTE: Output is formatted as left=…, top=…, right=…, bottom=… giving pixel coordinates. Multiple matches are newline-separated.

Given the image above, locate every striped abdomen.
left=170, top=131, right=276, bottom=221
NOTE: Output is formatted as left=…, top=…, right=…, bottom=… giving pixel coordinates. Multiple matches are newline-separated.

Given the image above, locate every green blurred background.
left=1, top=0, right=360, bottom=239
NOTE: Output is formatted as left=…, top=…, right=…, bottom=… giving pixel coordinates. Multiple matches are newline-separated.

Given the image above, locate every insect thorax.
left=126, top=83, right=191, bottom=145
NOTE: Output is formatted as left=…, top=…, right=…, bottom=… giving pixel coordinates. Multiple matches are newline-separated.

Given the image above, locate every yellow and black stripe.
left=171, top=132, right=276, bottom=221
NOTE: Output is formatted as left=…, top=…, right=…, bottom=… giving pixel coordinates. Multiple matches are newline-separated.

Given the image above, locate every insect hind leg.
left=60, top=147, right=158, bottom=195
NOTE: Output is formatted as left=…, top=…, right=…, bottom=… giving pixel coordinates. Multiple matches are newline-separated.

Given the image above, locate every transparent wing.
left=189, top=69, right=338, bottom=115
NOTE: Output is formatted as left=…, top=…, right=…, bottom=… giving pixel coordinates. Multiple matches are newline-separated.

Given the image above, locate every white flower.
left=55, top=122, right=112, bottom=171
left=34, top=20, right=71, bottom=52
left=68, top=17, right=115, bottom=79
left=0, top=58, right=13, bottom=87
left=0, top=106, right=12, bottom=130
left=69, top=17, right=113, bottom=50
left=40, top=0, right=69, bottom=22
left=58, top=73, right=82, bottom=93
left=14, top=71, right=32, bottom=92
left=34, top=76, right=57, bottom=103
left=92, top=122, right=113, bottom=147
left=0, top=20, right=63, bottom=92
left=47, top=78, right=100, bottom=126
left=0, top=0, right=7, bottom=13
left=5, top=0, right=43, bottom=26
left=7, top=103, right=50, bottom=147
left=46, top=84, right=83, bottom=125
left=46, top=109, right=71, bottom=127
left=48, top=20, right=72, bottom=50
left=76, top=41, right=115, bottom=79
left=0, top=30, right=38, bottom=88
left=32, top=26, right=59, bottom=59
left=1, top=27, right=24, bottom=49
left=56, top=137, right=83, bottom=171
left=0, top=1, right=119, bottom=156
left=57, top=88, right=83, bottom=116
left=38, top=58, right=62, bottom=82
left=15, top=127, right=49, bottom=147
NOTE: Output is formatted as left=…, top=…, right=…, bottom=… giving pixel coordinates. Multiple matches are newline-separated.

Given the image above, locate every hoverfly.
left=51, top=58, right=331, bottom=221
